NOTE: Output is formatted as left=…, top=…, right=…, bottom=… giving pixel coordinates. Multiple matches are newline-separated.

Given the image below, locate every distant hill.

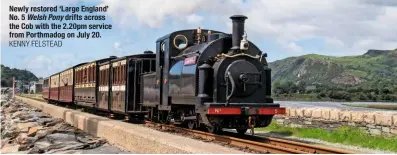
left=269, top=49, right=397, bottom=87
left=1, top=64, right=38, bottom=87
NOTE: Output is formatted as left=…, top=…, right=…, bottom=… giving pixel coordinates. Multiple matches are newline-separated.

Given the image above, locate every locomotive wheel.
left=236, top=129, right=248, bottom=135
left=207, top=126, right=217, bottom=134
left=207, top=125, right=221, bottom=134
left=187, top=121, right=195, bottom=130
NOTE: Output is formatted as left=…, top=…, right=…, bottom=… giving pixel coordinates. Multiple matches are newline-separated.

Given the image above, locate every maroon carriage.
left=42, top=77, right=50, bottom=100
left=74, top=57, right=116, bottom=108
left=49, top=74, right=59, bottom=101
left=59, top=68, right=74, bottom=103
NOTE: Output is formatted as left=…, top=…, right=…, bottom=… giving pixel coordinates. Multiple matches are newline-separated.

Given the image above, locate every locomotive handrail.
left=225, top=71, right=236, bottom=103
left=216, top=53, right=260, bottom=60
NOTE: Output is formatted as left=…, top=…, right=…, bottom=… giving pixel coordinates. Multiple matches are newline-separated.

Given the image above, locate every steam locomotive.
left=42, top=15, right=286, bottom=134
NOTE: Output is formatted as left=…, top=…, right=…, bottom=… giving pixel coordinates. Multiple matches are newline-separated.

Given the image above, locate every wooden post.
left=12, top=77, right=15, bottom=98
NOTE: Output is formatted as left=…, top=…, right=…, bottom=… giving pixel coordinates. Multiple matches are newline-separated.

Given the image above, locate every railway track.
left=20, top=96, right=356, bottom=154
left=145, top=121, right=357, bottom=154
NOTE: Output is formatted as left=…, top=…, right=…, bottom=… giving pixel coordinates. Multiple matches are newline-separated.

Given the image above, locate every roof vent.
left=109, top=56, right=117, bottom=59
left=144, top=50, right=154, bottom=54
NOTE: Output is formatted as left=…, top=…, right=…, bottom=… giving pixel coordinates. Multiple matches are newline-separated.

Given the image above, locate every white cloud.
left=325, top=38, right=345, bottom=49
left=101, top=0, right=397, bottom=55
left=23, top=53, right=79, bottom=77
left=100, top=0, right=208, bottom=28
left=186, top=14, right=204, bottom=25
left=24, top=55, right=51, bottom=70
left=286, top=42, right=303, bottom=53
left=242, top=0, right=397, bottom=54
left=113, top=41, right=122, bottom=51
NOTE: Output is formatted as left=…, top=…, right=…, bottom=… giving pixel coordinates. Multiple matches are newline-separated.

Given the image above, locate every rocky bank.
left=0, top=93, right=130, bottom=154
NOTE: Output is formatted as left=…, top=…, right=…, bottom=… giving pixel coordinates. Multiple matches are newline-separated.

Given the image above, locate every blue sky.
left=1, top=0, right=397, bottom=77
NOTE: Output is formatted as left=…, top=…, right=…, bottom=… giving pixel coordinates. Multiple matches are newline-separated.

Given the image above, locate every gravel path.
left=0, top=93, right=130, bottom=154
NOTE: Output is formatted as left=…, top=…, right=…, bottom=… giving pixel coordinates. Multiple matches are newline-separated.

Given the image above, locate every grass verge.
left=343, top=103, right=397, bottom=110
left=19, top=94, right=43, bottom=99
left=257, top=122, right=397, bottom=152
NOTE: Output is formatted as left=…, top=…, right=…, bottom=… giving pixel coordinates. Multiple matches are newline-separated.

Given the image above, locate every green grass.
left=257, top=122, right=397, bottom=152
left=346, top=69, right=367, bottom=77
left=19, top=94, right=43, bottom=99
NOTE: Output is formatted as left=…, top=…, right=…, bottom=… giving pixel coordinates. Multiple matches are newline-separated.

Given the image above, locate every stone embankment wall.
left=274, top=108, right=397, bottom=137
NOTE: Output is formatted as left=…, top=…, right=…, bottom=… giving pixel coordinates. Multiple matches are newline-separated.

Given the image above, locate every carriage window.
left=79, top=70, right=81, bottom=84
left=93, top=67, right=96, bottom=83
left=99, top=70, right=102, bottom=85
left=87, top=68, right=90, bottom=83
left=113, top=66, right=116, bottom=84
left=77, top=71, right=79, bottom=84
left=84, top=68, right=87, bottom=83
left=89, top=66, right=93, bottom=83
left=103, top=69, right=106, bottom=85
left=106, top=69, right=109, bottom=85
left=122, top=65, right=124, bottom=84
left=90, top=66, right=94, bottom=82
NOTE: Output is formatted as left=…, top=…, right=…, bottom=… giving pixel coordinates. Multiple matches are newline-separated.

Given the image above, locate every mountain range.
left=269, top=49, right=397, bottom=88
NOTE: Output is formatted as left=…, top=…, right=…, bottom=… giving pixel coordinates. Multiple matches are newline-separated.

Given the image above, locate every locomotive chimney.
left=230, top=15, right=247, bottom=51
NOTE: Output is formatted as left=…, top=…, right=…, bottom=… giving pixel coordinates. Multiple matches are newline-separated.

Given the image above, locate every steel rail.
left=145, top=121, right=357, bottom=154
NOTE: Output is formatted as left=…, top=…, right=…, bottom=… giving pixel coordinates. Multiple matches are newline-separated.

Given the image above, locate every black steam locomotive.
left=42, top=15, right=285, bottom=134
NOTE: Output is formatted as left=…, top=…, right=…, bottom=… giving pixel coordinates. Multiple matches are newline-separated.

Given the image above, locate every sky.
left=1, top=0, right=397, bottom=78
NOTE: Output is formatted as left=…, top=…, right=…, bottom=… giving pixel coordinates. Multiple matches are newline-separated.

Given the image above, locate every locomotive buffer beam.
left=205, top=104, right=286, bottom=116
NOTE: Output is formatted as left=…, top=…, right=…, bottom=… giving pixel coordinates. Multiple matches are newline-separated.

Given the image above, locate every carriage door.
left=98, top=64, right=110, bottom=111
left=127, top=59, right=140, bottom=112
left=111, top=60, right=127, bottom=113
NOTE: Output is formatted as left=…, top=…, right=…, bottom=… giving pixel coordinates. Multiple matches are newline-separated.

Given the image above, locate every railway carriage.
left=49, top=74, right=60, bottom=101
left=74, top=57, right=117, bottom=108
left=58, top=63, right=87, bottom=104
left=59, top=68, right=74, bottom=103
left=100, top=53, right=156, bottom=117
left=42, top=77, right=50, bottom=100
